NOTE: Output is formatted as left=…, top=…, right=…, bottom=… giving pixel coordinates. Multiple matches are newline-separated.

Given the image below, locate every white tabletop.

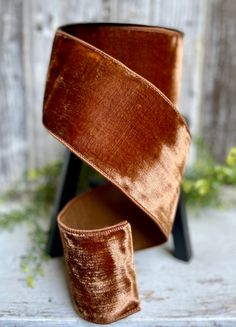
left=0, top=207, right=236, bottom=327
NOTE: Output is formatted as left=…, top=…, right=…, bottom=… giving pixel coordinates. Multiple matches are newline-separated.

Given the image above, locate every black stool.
left=45, top=150, right=192, bottom=262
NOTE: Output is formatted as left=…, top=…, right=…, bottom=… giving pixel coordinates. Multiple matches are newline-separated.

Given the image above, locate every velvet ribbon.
left=42, top=24, right=191, bottom=324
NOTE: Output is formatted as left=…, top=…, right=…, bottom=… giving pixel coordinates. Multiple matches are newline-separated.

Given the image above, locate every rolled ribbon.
left=43, top=24, right=191, bottom=324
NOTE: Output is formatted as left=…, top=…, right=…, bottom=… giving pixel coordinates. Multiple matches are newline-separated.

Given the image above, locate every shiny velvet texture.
left=58, top=212, right=140, bottom=324
left=42, top=24, right=191, bottom=324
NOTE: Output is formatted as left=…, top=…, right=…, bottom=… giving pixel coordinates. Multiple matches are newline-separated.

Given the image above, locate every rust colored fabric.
left=59, top=209, right=140, bottom=324
left=43, top=24, right=191, bottom=324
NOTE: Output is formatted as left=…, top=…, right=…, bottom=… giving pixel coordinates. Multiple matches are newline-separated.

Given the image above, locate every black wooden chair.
left=45, top=150, right=192, bottom=262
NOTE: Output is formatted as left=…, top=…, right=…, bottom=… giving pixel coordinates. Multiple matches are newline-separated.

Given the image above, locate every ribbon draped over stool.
left=43, top=24, right=191, bottom=324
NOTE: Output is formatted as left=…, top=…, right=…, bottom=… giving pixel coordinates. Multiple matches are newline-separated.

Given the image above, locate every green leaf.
left=226, top=147, right=236, bottom=167
left=26, top=275, right=35, bottom=288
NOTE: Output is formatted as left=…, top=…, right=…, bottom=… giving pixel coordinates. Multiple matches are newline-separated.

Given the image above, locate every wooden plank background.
left=0, top=0, right=235, bottom=192
left=202, top=0, right=236, bottom=161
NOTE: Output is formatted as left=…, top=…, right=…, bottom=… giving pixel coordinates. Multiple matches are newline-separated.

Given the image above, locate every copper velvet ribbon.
left=42, top=24, right=191, bottom=324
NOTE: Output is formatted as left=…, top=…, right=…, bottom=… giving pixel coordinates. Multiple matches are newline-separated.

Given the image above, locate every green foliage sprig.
left=183, top=140, right=236, bottom=208
left=0, top=162, right=62, bottom=287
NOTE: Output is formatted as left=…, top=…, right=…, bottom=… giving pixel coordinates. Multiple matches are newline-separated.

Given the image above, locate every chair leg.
left=172, top=190, right=193, bottom=262
left=45, top=150, right=82, bottom=257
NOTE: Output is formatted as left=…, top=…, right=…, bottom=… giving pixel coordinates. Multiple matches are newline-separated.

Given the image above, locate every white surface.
left=0, top=208, right=236, bottom=326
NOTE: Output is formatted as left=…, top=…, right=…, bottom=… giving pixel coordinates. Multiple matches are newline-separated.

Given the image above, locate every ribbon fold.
left=43, top=24, right=191, bottom=324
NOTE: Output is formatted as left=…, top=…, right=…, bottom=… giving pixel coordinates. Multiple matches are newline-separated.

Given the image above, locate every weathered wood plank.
left=202, top=0, right=236, bottom=162
left=1, top=207, right=236, bottom=326
left=1, top=0, right=235, bottom=192
left=24, top=0, right=104, bottom=170
left=115, top=0, right=152, bottom=24
left=150, top=0, right=208, bottom=137
left=0, top=0, right=27, bottom=192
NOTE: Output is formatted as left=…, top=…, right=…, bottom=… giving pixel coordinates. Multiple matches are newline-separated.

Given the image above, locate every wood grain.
left=0, top=0, right=27, bottom=191
left=0, top=0, right=235, bottom=191
left=202, top=0, right=236, bottom=162
left=1, top=206, right=236, bottom=326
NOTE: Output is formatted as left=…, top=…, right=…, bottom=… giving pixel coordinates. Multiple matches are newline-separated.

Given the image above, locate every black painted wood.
left=172, top=191, right=192, bottom=261
left=45, top=151, right=82, bottom=257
